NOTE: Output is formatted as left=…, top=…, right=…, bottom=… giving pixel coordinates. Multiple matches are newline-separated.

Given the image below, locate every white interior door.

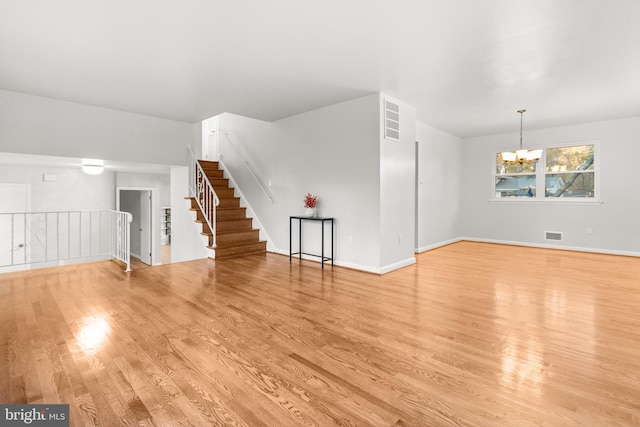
left=0, top=184, right=30, bottom=266
left=139, top=190, right=152, bottom=265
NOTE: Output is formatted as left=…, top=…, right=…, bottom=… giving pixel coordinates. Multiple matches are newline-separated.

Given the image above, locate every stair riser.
left=214, top=188, right=235, bottom=198
left=216, top=230, right=260, bottom=246
left=217, top=209, right=247, bottom=220
left=210, top=179, right=229, bottom=188
left=215, top=242, right=267, bottom=259
left=199, top=222, right=211, bottom=234
left=198, top=161, right=219, bottom=168
left=218, top=198, right=240, bottom=208
left=192, top=200, right=219, bottom=214
left=217, top=219, right=253, bottom=233
left=203, top=170, right=224, bottom=179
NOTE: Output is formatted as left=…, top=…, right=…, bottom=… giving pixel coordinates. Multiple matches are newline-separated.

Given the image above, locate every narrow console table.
left=289, top=216, right=335, bottom=268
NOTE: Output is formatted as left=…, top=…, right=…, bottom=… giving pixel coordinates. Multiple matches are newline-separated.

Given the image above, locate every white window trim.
left=491, top=140, right=601, bottom=203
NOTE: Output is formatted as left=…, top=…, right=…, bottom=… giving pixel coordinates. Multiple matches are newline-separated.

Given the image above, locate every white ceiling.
left=2, top=0, right=640, bottom=138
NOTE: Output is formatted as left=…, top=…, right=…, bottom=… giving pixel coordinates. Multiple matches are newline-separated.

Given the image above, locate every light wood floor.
left=161, top=245, right=171, bottom=265
left=128, top=246, right=171, bottom=271
left=1, top=241, right=639, bottom=426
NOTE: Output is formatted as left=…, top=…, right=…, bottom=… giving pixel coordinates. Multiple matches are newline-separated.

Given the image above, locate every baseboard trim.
left=270, top=248, right=409, bottom=275
left=334, top=260, right=382, bottom=274
left=379, top=257, right=416, bottom=274
left=266, top=239, right=640, bottom=275
left=0, top=255, right=112, bottom=275
left=415, top=238, right=463, bottom=253
left=461, top=237, right=640, bottom=258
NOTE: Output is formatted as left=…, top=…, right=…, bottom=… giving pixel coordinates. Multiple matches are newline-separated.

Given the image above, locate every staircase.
left=188, top=160, right=267, bottom=259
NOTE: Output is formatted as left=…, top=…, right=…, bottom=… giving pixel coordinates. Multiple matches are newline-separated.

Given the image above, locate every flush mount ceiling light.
left=82, top=165, right=104, bottom=175
left=82, top=160, right=104, bottom=175
left=501, top=110, right=542, bottom=164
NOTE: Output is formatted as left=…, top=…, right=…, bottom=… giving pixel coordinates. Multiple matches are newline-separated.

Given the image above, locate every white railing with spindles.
left=0, top=210, right=132, bottom=273
left=108, top=210, right=133, bottom=271
left=188, top=146, right=219, bottom=249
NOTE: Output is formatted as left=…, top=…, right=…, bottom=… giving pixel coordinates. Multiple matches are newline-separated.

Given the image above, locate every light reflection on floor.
left=77, top=315, right=111, bottom=355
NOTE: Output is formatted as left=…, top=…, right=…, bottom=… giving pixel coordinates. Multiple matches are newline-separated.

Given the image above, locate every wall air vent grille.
left=545, top=231, right=563, bottom=242
left=384, top=99, right=400, bottom=141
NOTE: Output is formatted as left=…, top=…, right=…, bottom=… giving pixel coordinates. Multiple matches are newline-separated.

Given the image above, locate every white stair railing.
left=108, top=210, right=133, bottom=272
left=0, top=210, right=132, bottom=272
left=188, top=146, right=219, bottom=249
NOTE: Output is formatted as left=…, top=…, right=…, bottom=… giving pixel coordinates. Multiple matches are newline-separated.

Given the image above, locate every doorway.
left=118, top=189, right=152, bottom=266
left=0, top=184, right=31, bottom=267
left=415, top=140, right=420, bottom=251
left=202, top=115, right=220, bottom=160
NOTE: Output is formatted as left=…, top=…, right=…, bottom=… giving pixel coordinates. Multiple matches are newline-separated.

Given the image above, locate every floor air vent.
left=545, top=231, right=563, bottom=242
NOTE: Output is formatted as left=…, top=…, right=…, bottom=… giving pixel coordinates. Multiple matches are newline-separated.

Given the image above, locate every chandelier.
left=501, top=109, right=542, bottom=164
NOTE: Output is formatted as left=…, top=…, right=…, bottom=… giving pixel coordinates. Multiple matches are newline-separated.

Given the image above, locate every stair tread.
left=216, top=239, right=263, bottom=248
left=213, top=250, right=267, bottom=260
left=209, top=240, right=266, bottom=250
left=216, top=228, right=260, bottom=235
left=201, top=228, right=260, bottom=235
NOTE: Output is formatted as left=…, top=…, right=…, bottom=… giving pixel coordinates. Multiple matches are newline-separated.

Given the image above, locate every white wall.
left=379, top=97, right=416, bottom=272
left=116, top=172, right=170, bottom=207
left=0, top=90, right=198, bottom=166
left=415, top=121, right=463, bottom=251
left=0, top=164, right=115, bottom=211
left=170, top=167, right=208, bottom=263
left=217, top=94, right=382, bottom=272
left=461, top=116, right=640, bottom=254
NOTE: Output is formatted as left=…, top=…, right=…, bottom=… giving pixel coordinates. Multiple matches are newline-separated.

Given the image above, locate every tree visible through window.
left=545, top=145, right=595, bottom=197
left=494, top=143, right=596, bottom=199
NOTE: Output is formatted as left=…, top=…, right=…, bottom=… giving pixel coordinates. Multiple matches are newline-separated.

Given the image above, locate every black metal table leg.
left=331, top=219, right=334, bottom=266
left=289, top=217, right=292, bottom=262
left=299, top=218, right=302, bottom=260
left=321, top=220, right=325, bottom=269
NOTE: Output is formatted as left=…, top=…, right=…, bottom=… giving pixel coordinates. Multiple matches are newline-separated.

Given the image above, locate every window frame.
left=491, top=140, right=601, bottom=204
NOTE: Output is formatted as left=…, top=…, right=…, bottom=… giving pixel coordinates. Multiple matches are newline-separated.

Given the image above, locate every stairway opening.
left=188, top=160, right=266, bottom=259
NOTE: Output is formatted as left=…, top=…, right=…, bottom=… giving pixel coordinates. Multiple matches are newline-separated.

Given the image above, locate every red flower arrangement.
left=303, top=193, right=317, bottom=208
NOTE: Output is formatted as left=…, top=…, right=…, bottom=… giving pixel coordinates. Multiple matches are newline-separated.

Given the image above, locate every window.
left=545, top=145, right=595, bottom=198
left=495, top=155, right=537, bottom=198
left=494, top=143, right=597, bottom=200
